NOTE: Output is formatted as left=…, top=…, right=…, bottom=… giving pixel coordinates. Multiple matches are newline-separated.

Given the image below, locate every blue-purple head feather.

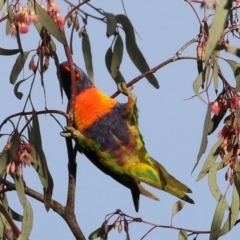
left=60, top=61, right=93, bottom=100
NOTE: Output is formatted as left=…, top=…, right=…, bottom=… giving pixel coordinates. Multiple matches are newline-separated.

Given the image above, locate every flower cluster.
left=6, top=0, right=65, bottom=37
left=210, top=89, right=240, bottom=184
left=42, top=0, right=64, bottom=30
left=8, top=4, right=39, bottom=37
left=5, top=139, right=34, bottom=174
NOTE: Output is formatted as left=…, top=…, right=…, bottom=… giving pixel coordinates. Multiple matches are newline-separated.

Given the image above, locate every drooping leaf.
left=192, top=104, right=211, bottom=173
left=14, top=173, right=33, bottom=240
left=116, top=14, right=159, bottom=89
left=8, top=206, right=23, bottom=222
left=234, top=161, right=240, bottom=198
left=69, top=14, right=76, bottom=54
left=88, top=224, right=114, bottom=240
left=13, top=79, right=26, bottom=100
left=52, top=51, right=63, bottom=99
left=209, top=195, right=226, bottom=240
left=196, top=137, right=223, bottom=181
left=31, top=114, right=53, bottom=211
left=105, top=46, right=113, bottom=71
left=178, top=230, right=188, bottom=240
left=105, top=13, right=117, bottom=37
left=192, top=66, right=209, bottom=104
left=0, top=214, right=4, bottom=238
left=172, top=200, right=186, bottom=217
left=208, top=162, right=228, bottom=210
left=10, top=52, right=29, bottom=84
left=0, top=204, right=19, bottom=238
left=16, top=25, right=23, bottom=54
left=105, top=46, right=126, bottom=84
left=82, top=33, right=94, bottom=83
left=224, top=59, right=240, bottom=92
left=0, top=48, right=19, bottom=56
left=208, top=115, right=225, bottom=136
left=34, top=1, right=66, bottom=44
left=204, top=0, right=231, bottom=63
left=0, top=0, right=6, bottom=11
left=18, top=201, right=33, bottom=240
left=197, top=59, right=203, bottom=74
left=0, top=150, right=8, bottom=176
left=226, top=46, right=240, bottom=58
left=111, top=35, right=123, bottom=78
left=218, top=186, right=239, bottom=237
left=5, top=5, right=12, bottom=35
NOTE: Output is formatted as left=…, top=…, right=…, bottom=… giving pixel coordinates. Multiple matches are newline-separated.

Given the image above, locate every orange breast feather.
left=74, top=87, right=118, bottom=132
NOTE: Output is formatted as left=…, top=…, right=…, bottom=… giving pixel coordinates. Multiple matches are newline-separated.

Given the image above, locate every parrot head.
left=60, top=61, right=93, bottom=100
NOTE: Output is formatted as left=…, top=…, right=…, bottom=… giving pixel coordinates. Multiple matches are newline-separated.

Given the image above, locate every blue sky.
left=0, top=0, right=239, bottom=239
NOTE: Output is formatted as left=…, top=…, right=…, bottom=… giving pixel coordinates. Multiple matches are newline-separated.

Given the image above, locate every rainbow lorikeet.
left=60, top=61, right=194, bottom=211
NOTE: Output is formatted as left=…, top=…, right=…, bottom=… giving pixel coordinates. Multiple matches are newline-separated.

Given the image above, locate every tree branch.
left=1, top=179, right=85, bottom=240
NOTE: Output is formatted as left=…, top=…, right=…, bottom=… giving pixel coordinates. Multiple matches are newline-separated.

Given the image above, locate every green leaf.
left=31, top=113, right=53, bottom=211
left=105, top=46, right=126, bottom=84
left=116, top=14, right=159, bottom=89
left=234, top=160, right=240, bottom=198
left=17, top=200, right=33, bottom=240
left=111, top=35, right=123, bottom=78
left=218, top=186, right=240, bottom=237
left=14, top=173, right=33, bottom=240
left=14, top=79, right=26, bottom=100
left=196, top=137, right=223, bottom=181
left=0, top=48, right=19, bottom=56
left=88, top=224, right=114, bottom=240
left=197, top=59, right=203, bottom=74
left=209, top=196, right=226, bottom=240
left=5, top=5, right=12, bottom=35
left=208, top=162, right=228, bottom=210
left=34, top=1, right=66, bottom=44
left=0, top=0, right=6, bottom=11
left=52, top=52, right=63, bottom=99
left=0, top=204, right=19, bottom=238
left=178, top=230, right=188, bottom=240
left=172, top=200, right=186, bottom=217
left=192, top=104, right=211, bottom=173
left=69, top=17, right=75, bottom=54
left=105, top=13, right=117, bottom=37
left=8, top=207, right=23, bottom=222
left=192, top=66, right=209, bottom=104
left=204, top=0, right=231, bottom=63
left=10, top=52, right=29, bottom=84
left=226, top=46, right=240, bottom=58
left=0, top=150, right=8, bottom=176
left=82, top=33, right=94, bottom=84
left=0, top=214, right=4, bottom=238
left=224, top=59, right=240, bottom=92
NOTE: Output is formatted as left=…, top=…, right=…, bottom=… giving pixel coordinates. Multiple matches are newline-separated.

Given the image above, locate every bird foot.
left=117, top=82, right=134, bottom=96
left=60, top=126, right=82, bottom=139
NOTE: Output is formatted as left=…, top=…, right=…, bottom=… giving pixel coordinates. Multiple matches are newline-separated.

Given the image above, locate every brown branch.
left=64, top=0, right=91, bottom=22
left=0, top=110, right=68, bottom=131
left=1, top=179, right=85, bottom=240
left=110, top=36, right=198, bottom=99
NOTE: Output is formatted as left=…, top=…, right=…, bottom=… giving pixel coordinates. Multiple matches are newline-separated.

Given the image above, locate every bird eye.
left=61, top=63, right=81, bottom=81
left=75, top=69, right=81, bottom=80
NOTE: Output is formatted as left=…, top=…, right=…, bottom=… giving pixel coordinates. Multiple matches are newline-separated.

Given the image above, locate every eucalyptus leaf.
left=10, top=52, right=29, bottom=84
